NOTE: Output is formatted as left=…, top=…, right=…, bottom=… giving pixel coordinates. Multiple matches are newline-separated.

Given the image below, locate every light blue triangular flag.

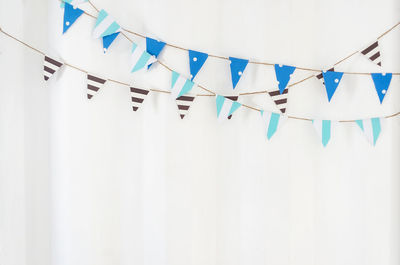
left=322, top=71, right=344, bottom=102
left=355, top=117, right=382, bottom=145
left=146, top=37, right=166, bottom=68
left=93, top=9, right=121, bottom=38
left=216, top=95, right=242, bottom=121
left=312, top=119, right=332, bottom=147
left=371, top=73, right=392, bottom=104
left=188, top=50, right=208, bottom=81
left=274, top=64, right=296, bottom=94
left=229, top=57, right=248, bottom=89
left=260, top=110, right=287, bottom=140
left=63, top=2, right=84, bottom=34
left=131, top=43, right=157, bottom=73
left=171, top=71, right=197, bottom=99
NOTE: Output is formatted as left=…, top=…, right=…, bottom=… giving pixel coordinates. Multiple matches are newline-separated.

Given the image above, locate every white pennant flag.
left=312, top=119, right=334, bottom=147
left=87, top=74, right=107, bottom=99
left=170, top=71, right=197, bottom=99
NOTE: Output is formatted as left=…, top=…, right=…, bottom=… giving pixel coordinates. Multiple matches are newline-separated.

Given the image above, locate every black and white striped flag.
left=268, top=89, right=288, bottom=114
left=315, top=67, right=335, bottom=84
left=43, top=56, right=63, bottom=81
left=130, top=87, right=150, bottom=111
left=360, top=40, right=382, bottom=67
left=87, top=74, right=107, bottom=99
left=225, top=96, right=238, bottom=119
left=176, top=95, right=196, bottom=119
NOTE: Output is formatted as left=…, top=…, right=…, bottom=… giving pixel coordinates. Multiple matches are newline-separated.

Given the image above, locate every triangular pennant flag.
left=43, top=56, right=63, bottom=81
left=63, top=2, right=84, bottom=34
left=93, top=9, right=121, bottom=39
left=360, top=40, right=382, bottom=67
left=171, top=71, right=196, bottom=99
left=87, top=74, right=106, bottom=99
left=260, top=110, right=287, bottom=140
left=274, top=64, right=296, bottom=94
left=355, top=117, right=382, bottom=145
left=61, top=0, right=88, bottom=8
left=322, top=71, right=344, bottom=102
left=312, top=119, right=332, bottom=147
left=216, top=95, right=242, bottom=121
left=315, top=67, right=335, bottom=84
left=268, top=88, right=289, bottom=114
left=130, top=86, right=150, bottom=112
left=371, top=73, right=392, bottom=104
left=225, top=96, right=238, bottom=119
left=229, top=57, right=248, bottom=89
left=176, top=95, right=196, bottom=119
left=102, top=32, right=120, bottom=53
left=188, top=50, right=208, bottom=81
left=146, top=37, right=166, bottom=68
left=131, top=43, right=157, bottom=73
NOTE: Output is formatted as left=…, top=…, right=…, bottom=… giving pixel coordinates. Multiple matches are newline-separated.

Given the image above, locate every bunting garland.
left=43, top=55, right=63, bottom=81
left=371, top=73, right=392, bottom=104
left=355, top=117, right=382, bottom=145
left=360, top=40, right=382, bottom=66
left=87, top=74, right=107, bottom=99
left=130, top=86, right=150, bottom=111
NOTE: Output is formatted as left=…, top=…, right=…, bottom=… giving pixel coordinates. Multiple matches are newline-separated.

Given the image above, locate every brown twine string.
left=0, top=25, right=399, bottom=122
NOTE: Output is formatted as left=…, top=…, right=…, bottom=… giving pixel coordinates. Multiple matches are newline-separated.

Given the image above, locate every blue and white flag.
left=260, top=110, right=287, bottom=140
left=62, top=2, right=84, bottom=34
left=61, top=0, right=88, bottom=8
left=93, top=9, right=121, bottom=52
left=371, top=73, right=392, bottom=104
left=146, top=37, right=166, bottom=68
left=188, top=50, right=208, bottom=81
left=131, top=43, right=157, bottom=72
left=274, top=64, right=296, bottom=94
left=170, top=71, right=197, bottom=99
left=229, top=57, right=248, bottom=89
left=322, top=71, right=344, bottom=102
left=355, top=117, right=382, bottom=145
left=216, top=95, right=242, bottom=121
left=312, top=119, right=333, bottom=147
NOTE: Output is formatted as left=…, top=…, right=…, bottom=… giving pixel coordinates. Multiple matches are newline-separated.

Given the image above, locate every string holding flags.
left=93, top=9, right=121, bottom=53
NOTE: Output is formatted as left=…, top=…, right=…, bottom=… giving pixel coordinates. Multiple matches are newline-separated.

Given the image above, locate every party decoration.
left=130, top=87, right=150, bottom=111
left=315, top=67, right=335, bottom=84
left=312, top=119, right=332, bottom=147
left=87, top=74, right=107, bottom=99
left=216, top=95, right=242, bottom=121
left=170, top=71, right=196, bottom=99
left=229, top=57, right=248, bottom=89
left=371, top=73, right=392, bottom=104
left=93, top=9, right=121, bottom=52
left=355, top=117, right=382, bottom=145
left=62, top=2, right=84, bottom=34
left=131, top=43, right=157, bottom=72
left=260, top=110, right=287, bottom=140
left=43, top=55, right=63, bottom=81
left=225, top=96, right=239, bottom=119
left=146, top=37, right=166, bottom=68
left=322, top=71, right=344, bottom=102
left=268, top=88, right=289, bottom=114
left=360, top=40, right=382, bottom=66
left=188, top=50, right=208, bottom=81
left=176, top=95, right=196, bottom=119
left=274, top=64, right=296, bottom=94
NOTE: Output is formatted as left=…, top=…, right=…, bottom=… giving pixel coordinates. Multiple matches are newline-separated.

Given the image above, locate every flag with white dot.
left=371, top=73, right=392, bottom=104
left=322, top=71, right=344, bottom=102
left=229, top=57, right=248, bottom=89
left=62, top=2, right=84, bottom=34
left=188, top=50, right=208, bottom=81
left=93, top=9, right=121, bottom=53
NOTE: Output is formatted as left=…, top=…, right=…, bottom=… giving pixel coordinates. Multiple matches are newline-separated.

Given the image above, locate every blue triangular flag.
left=102, top=32, right=120, bottom=53
left=322, top=71, right=344, bottom=102
left=188, top=50, right=208, bottom=81
left=371, top=73, right=392, bottom=104
left=274, top=64, right=296, bottom=94
left=146, top=37, right=166, bottom=68
left=63, top=2, right=84, bottom=34
left=229, top=57, right=248, bottom=89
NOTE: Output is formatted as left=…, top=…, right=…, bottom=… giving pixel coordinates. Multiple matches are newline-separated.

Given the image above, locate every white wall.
left=0, top=0, right=399, bottom=265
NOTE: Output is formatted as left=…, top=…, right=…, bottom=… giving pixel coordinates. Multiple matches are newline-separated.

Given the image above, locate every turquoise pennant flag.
left=312, top=119, right=332, bottom=147
left=229, top=57, right=248, bottom=89
left=371, top=73, right=392, bottom=104
left=93, top=9, right=121, bottom=52
left=260, top=110, right=287, bottom=140
left=216, top=95, right=242, bottom=121
left=274, top=64, right=296, bottom=94
left=188, top=50, right=208, bottom=81
left=356, top=117, right=382, bottom=145
left=322, top=71, right=344, bottom=102
left=170, top=71, right=197, bottom=99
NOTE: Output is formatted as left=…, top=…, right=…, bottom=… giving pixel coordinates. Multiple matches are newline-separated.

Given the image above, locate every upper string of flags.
left=34, top=0, right=400, bottom=147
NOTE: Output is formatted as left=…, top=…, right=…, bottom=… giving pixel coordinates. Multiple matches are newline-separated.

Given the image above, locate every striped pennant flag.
left=87, top=74, right=107, bottom=99
left=355, top=117, right=382, bottom=145
left=268, top=88, right=289, bottom=114
left=225, top=96, right=238, bottom=119
left=216, top=95, right=242, bottom=121
left=312, top=119, right=333, bottom=147
left=62, top=2, right=84, bottom=34
left=93, top=9, right=121, bottom=52
left=130, top=86, right=150, bottom=112
left=274, top=64, right=296, bottom=93
left=176, top=95, right=196, bottom=119
left=360, top=40, right=382, bottom=67
left=315, top=67, right=335, bottom=84
left=371, top=73, right=392, bottom=104
left=170, top=71, right=197, bottom=99
left=43, top=55, right=63, bottom=81
left=131, top=43, right=157, bottom=73
left=260, top=110, right=287, bottom=140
